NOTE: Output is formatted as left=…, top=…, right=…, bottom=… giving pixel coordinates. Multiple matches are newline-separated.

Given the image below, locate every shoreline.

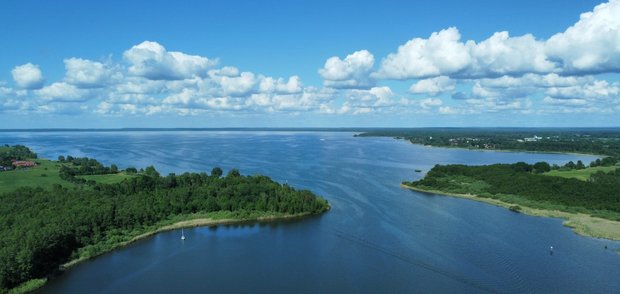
left=401, top=184, right=620, bottom=241
left=367, top=136, right=606, bottom=158
left=62, top=210, right=324, bottom=269
left=11, top=210, right=327, bottom=293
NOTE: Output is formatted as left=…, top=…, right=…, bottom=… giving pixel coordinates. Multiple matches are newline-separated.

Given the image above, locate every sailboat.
left=181, top=228, right=186, bottom=240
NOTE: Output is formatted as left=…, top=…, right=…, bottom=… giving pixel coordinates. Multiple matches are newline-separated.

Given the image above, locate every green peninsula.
left=404, top=162, right=620, bottom=241
left=0, top=145, right=329, bottom=293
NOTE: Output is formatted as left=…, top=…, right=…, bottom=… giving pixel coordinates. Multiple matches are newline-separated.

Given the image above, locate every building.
left=12, top=160, right=37, bottom=168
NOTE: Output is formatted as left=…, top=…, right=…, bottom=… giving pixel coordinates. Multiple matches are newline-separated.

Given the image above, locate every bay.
left=3, top=131, right=618, bottom=293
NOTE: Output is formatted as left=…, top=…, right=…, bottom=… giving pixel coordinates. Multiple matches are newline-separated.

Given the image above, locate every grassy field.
left=544, top=165, right=619, bottom=181
left=78, top=173, right=137, bottom=184
left=0, top=159, right=76, bottom=194
left=0, top=159, right=138, bottom=194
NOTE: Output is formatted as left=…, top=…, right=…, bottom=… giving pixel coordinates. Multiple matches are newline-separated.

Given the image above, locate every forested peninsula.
left=0, top=145, right=329, bottom=293
left=404, top=162, right=620, bottom=241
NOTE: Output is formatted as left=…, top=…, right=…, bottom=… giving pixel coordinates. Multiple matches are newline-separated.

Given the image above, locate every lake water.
left=3, top=131, right=619, bottom=293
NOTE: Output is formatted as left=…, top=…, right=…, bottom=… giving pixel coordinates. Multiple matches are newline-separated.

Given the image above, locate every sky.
left=1, top=0, right=619, bottom=128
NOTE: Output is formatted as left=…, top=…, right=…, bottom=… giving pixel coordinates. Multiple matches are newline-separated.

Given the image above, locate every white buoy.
left=181, top=228, right=186, bottom=240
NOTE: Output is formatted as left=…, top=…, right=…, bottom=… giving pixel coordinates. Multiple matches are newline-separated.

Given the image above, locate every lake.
left=3, top=131, right=619, bottom=293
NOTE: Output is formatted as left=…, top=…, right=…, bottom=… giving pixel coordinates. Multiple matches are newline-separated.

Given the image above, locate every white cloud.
left=545, top=80, right=619, bottom=100
left=258, top=75, right=302, bottom=94
left=124, top=41, right=217, bottom=80
left=64, top=58, right=120, bottom=88
left=319, top=50, right=375, bottom=89
left=220, top=72, right=256, bottom=96
left=419, top=98, right=443, bottom=109
left=546, top=0, right=620, bottom=74
left=376, top=28, right=471, bottom=79
left=377, top=1, right=620, bottom=79
left=36, top=82, right=94, bottom=102
left=409, top=76, right=456, bottom=95
left=11, top=63, right=44, bottom=89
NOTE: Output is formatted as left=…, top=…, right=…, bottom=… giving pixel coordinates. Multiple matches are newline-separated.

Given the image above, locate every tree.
left=227, top=169, right=241, bottom=178
left=125, top=167, right=138, bottom=174
left=145, top=166, right=160, bottom=178
left=211, top=167, right=223, bottom=178
left=565, top=161, right=576, bottom=169
left=576, top=160, right=586, bottom=170
left=110, top=164, right=118, bottom=173
left=533, top=162, right=551, bottom=174
left=58, top=155, right=65, bottom=162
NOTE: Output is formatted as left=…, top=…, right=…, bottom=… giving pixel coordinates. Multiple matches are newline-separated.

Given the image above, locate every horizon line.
left=2, top=127, right=620, bottom=132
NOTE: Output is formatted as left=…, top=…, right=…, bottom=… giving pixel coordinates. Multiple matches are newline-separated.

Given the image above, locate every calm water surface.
left=3, top=131, right=619, bottom=293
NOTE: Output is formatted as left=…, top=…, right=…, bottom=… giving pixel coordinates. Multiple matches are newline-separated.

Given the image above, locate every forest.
left=0, top=146, right=329, bottom=292
left=405, top=162, right=620, bottom=221
left=356, top=128, right=620, bottom=158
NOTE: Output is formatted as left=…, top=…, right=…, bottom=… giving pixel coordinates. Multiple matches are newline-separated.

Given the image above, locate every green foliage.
left=410, top=163, right=620, bottom=221
left=0, top=152, right=329, bottom=291
left=0, top=160, right=77, bottom=194
left=544, top=165, right=620, bottom=181
left=6, top=278, right=46, bottom=294
left=0, top=145, right=37, bottom=167
left=357, top=128, right=620, bottom=157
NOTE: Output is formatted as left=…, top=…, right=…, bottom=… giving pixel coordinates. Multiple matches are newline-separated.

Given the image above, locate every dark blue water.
left=3, top=131, right=619, bottom=293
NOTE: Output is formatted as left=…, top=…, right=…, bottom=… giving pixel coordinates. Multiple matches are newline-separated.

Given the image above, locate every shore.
left=401, top=184, right=620, bottom=241
left=62, top=210, right=324, bottom=269
left=6, top=210, right=327, bottom=293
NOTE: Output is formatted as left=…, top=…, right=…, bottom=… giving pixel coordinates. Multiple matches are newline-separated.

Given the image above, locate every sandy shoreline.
left=401, top=184, right=620, bottom=241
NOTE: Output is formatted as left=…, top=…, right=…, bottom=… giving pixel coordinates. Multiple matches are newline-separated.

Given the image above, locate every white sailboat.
left=181, top=228, right=186, bottom=240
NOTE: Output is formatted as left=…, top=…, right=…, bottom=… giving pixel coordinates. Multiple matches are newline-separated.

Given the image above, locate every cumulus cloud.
left=546, top=80, right=619, bottom=100
left=377, top=0, right=620, bottom=79
left=546, top=0, right=620, bottom=74
left=36, top=82, right=94, bottom=102
left=319, top=50, right=375, bottom=89
left=409, top=76, right=456, bottom=96
left=11, top=63, right=44, bottom=89
left=258, top=75, right=302, bottom=94
left=124, top=41, right=217, bottom=80
left=219, top=72, right=256, bottom=96
left=64, top=58, right=120, bottom=88
left=376, top=28, right=471, bottom=79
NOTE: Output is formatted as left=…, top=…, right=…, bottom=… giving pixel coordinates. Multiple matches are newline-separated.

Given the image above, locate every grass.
left=544, top=165, right=619, bottom=181
left=78, top=173, right=137, bottom=184
left=0, top=159, right=76, bottom=194
left=402, top=183, right=620, bottom=241
left=7, top=278, right=47, bottom=294
left=0, top=159, right=139, bottom=194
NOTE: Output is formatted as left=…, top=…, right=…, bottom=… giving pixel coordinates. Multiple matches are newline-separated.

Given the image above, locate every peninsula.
left=403, top=162, right=620, bottom=241
left=0, top=145, right=329, bottom=293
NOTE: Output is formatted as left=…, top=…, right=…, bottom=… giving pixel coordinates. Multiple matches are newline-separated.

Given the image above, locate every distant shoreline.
left=2, top=127, right=620, bottom=133
left=401, top=184, right=620, bottom=242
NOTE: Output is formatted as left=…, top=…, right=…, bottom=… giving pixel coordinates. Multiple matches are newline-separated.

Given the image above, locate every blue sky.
left=1, top=0, right=619, bottom=128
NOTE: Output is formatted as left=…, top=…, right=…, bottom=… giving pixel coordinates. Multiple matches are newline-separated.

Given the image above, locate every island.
left=0, top=145, right=329, bottom=293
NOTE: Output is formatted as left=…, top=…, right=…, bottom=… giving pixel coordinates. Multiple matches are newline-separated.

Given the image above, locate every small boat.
left=415, top=169, right=422, bottom=173
left=181, top=228, right=186, bottom=240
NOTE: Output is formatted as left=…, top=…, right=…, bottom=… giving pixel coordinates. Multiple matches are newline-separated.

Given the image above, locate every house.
left=12, top=160, right=37, bottom=168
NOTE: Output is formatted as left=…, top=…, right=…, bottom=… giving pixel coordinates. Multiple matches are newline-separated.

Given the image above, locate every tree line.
left=406, top=162, right=620, bottom=218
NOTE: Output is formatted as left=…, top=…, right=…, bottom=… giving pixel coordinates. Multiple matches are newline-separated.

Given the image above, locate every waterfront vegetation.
left=404, top=162, right=620, bottom=239
left=0, top=146, right=329, bottom=292
left=357, top=128, right=620, bottom=158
